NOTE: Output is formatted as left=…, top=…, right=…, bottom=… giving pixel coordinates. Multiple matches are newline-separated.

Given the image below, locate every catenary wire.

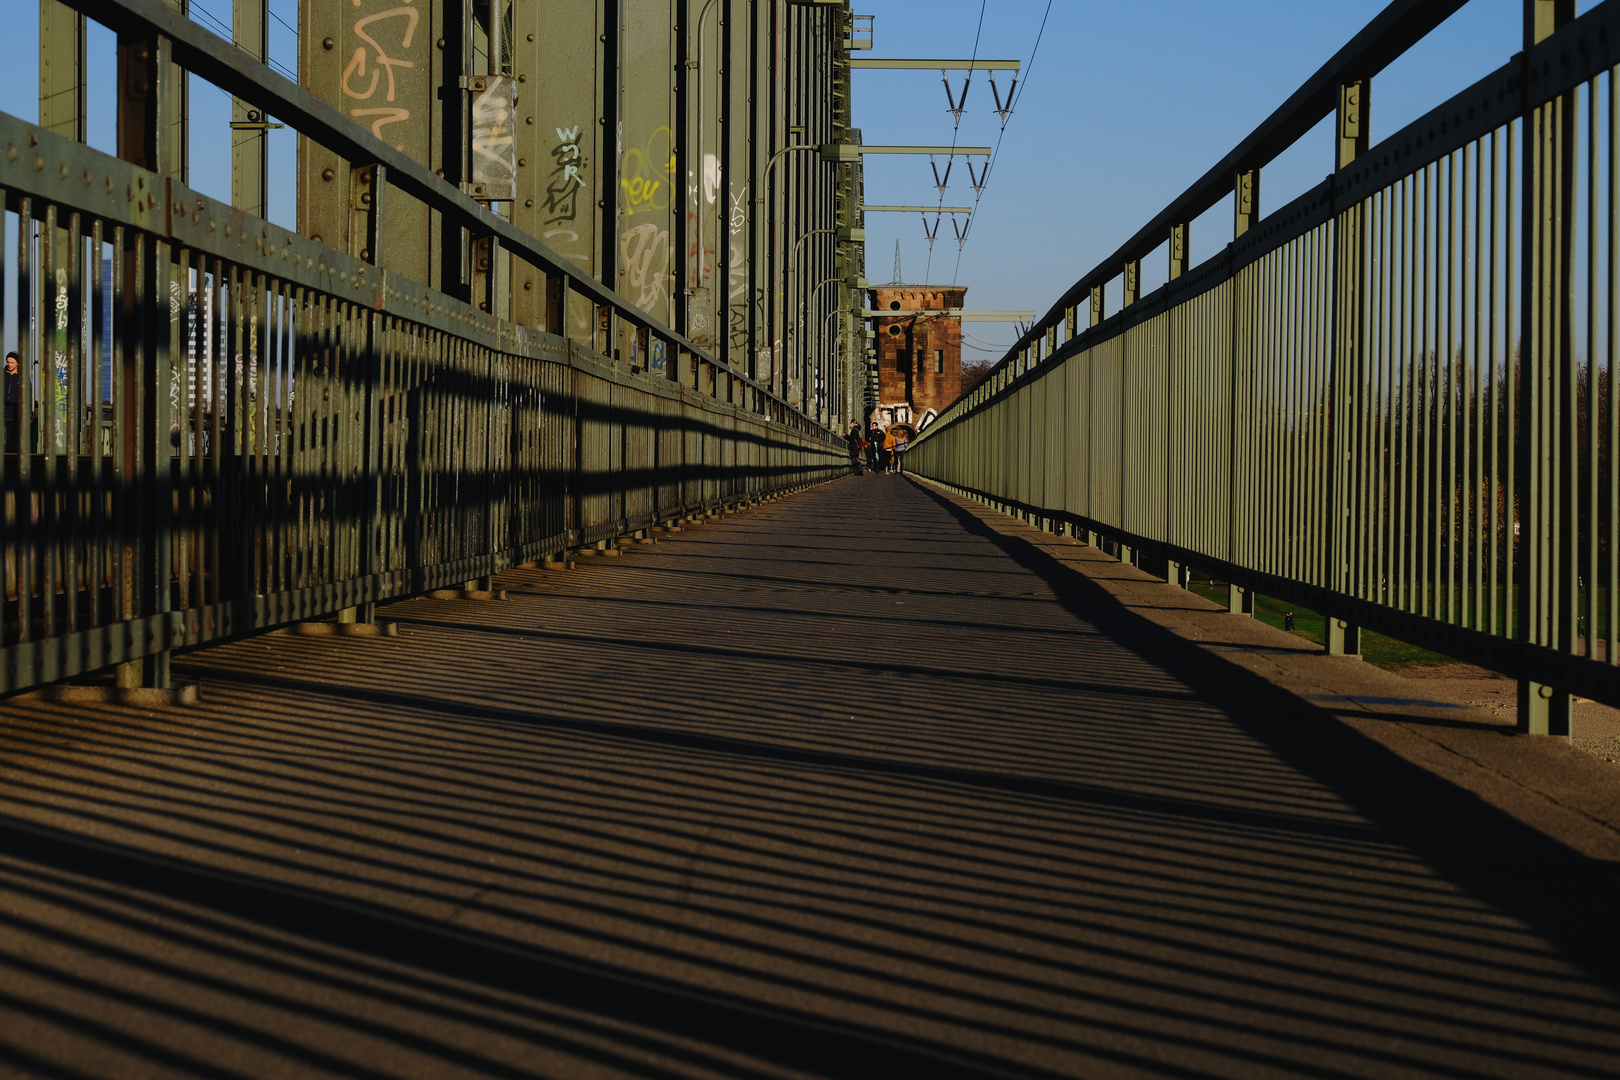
left=921, top=0, right=986, bottom=285
left=951, top=0, right=1053, bottom=288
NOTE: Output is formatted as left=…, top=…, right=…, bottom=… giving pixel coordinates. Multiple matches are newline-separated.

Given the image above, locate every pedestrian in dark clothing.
left=4, top=351, right=19, bottom=453
left=846, top=421, right=865, bottom=475
left=866, top=421, right=882, bottom=471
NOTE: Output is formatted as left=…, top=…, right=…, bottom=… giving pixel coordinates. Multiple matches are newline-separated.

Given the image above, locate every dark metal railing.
left=909, top=0, right=1620, bottom=737
left=1, top=0, right=847, bottom=695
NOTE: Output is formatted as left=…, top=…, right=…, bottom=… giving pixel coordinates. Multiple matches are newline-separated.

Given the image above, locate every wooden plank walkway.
left=2, top=474, right=1618, bottom=1079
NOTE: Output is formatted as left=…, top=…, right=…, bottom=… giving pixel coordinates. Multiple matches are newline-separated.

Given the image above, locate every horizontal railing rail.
left=910, top=0, right=1620, bottom=737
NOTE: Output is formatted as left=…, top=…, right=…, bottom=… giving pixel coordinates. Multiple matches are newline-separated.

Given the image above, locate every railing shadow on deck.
left=1, top=476, right=1618, bottom=1076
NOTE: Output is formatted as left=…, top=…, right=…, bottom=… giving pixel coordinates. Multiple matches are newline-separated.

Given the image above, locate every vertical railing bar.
left=1451, top=152, right=1464, bottom=625
left=64, top=211, right=83, bottom=635
left=1407, top=169, right=1421, bottom=615
left=285, top=286, right=300, bottom=592
left=1543, top=95, right=1556, bottom=655
left=1266, top=251, right=1279, bottom=577
left=1385, top=179, right=1399, bottom=608
left=1610, top=67, right=1619, bottom=665
left=39, top=203, right=59, bottom=641
left=1321, top=220, right=1335, bottom=590
left=325, top=295, right=339, bottom=588
left=1400, top=173, right=1414, bottom=612
left=1373, top=184, right=1385, bottom=605
left=1496, top=118, right=1509, bottom=641
left=1305, top=227, right=1318, bottom=586
left=1298, top=232, right=1310, bottom=584
left=1472, top=138, right=1486, bottom=633
left=1587, top=75, right=1600, bottom=659
left=272, top=280, right=285, bottom=595
left=1280, top=241, right=1291, bottom=581
left=1285, top=238, right=1299, bottom=581
left=1383, top=182, right=1395, bottom=609
left=313, top=293, right=329, bottom=588
left=1564, top=87, right=1581, bottom=661
left=1355, top=193, right=1370, bottom=602
left=1422, top=160, right=1435, bottom=619
left=1491, top=125, right=1503, bottom=637
left=207, top=257, right=225, bottom=607
left=87, top=217, right=104, bottom=630
left=1314, top=224, right=1327, bottom=588
left=175, top=249, right=195, bottom=615
left=111, top=226, right=129, bottom=628
left=1542, top=94, right=1556, bottom=656
left=250, top=274, right=266, bottom=595
left=64, top=210, right=83, bottom=636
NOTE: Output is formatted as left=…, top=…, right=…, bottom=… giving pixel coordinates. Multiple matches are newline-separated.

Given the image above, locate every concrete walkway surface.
left=1, top=474, right=1618, bottom=1078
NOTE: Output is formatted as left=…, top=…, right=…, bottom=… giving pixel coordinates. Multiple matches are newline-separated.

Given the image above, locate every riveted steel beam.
left=231, top=0, right=267, bottom=216
left=848, top=58, right=1020, bottom=70
left=39, top=1, right=85, bottom=142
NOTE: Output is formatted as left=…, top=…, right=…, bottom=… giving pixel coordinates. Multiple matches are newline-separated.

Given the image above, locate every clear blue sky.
left=1, top=0, right=1600, bottom=362
left=853, top=0, right=1597, bottom=360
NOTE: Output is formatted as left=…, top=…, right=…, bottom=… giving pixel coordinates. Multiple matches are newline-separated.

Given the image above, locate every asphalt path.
left=2, top=474, right=1618, bottom=1078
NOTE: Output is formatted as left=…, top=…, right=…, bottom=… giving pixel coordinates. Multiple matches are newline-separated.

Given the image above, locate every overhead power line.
left=922, top=0, right=986, bottom=285
left=952, top=0, right=1053, bottom=286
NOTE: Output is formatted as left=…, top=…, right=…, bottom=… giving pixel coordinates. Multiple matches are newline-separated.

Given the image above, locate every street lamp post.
left=796, top=276, right=844, bottom=425
left=786, top=231, right=837, bottom=411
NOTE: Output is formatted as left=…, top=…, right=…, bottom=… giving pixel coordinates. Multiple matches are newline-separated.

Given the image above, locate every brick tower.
left=867, top=284, right=967, bottom=433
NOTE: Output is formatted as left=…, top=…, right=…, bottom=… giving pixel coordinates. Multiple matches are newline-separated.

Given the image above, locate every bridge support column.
left=1326, top=619, right=1360, bottom=657
left=1228, top=584, right=1253, bottom=616
left=1323, top=74, right=1369, bottom=667
left=1517, top=0, right=1577, bottom=738
left=113, top=28, right=186, bottom=692
left=1166, top=561, right=1188, bottom=589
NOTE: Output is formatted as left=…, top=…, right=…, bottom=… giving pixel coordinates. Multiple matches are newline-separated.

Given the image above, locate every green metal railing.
left=1, top=0, right=848, bottom=696
left=908, top=0, right=1620, bottom=737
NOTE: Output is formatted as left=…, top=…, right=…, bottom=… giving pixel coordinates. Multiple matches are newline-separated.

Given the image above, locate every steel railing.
left=1, top=0, right=848, bottom=695
left=907, top=0, right=1620, bottom=736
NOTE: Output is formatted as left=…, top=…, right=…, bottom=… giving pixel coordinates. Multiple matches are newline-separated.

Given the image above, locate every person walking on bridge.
left=882, top=424, right=900, bottom=474
left=846, top=421, right=866, bottom=476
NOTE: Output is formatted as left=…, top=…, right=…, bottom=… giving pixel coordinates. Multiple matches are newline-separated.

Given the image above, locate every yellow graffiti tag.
left=619, top=127, right=674, bottom=216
